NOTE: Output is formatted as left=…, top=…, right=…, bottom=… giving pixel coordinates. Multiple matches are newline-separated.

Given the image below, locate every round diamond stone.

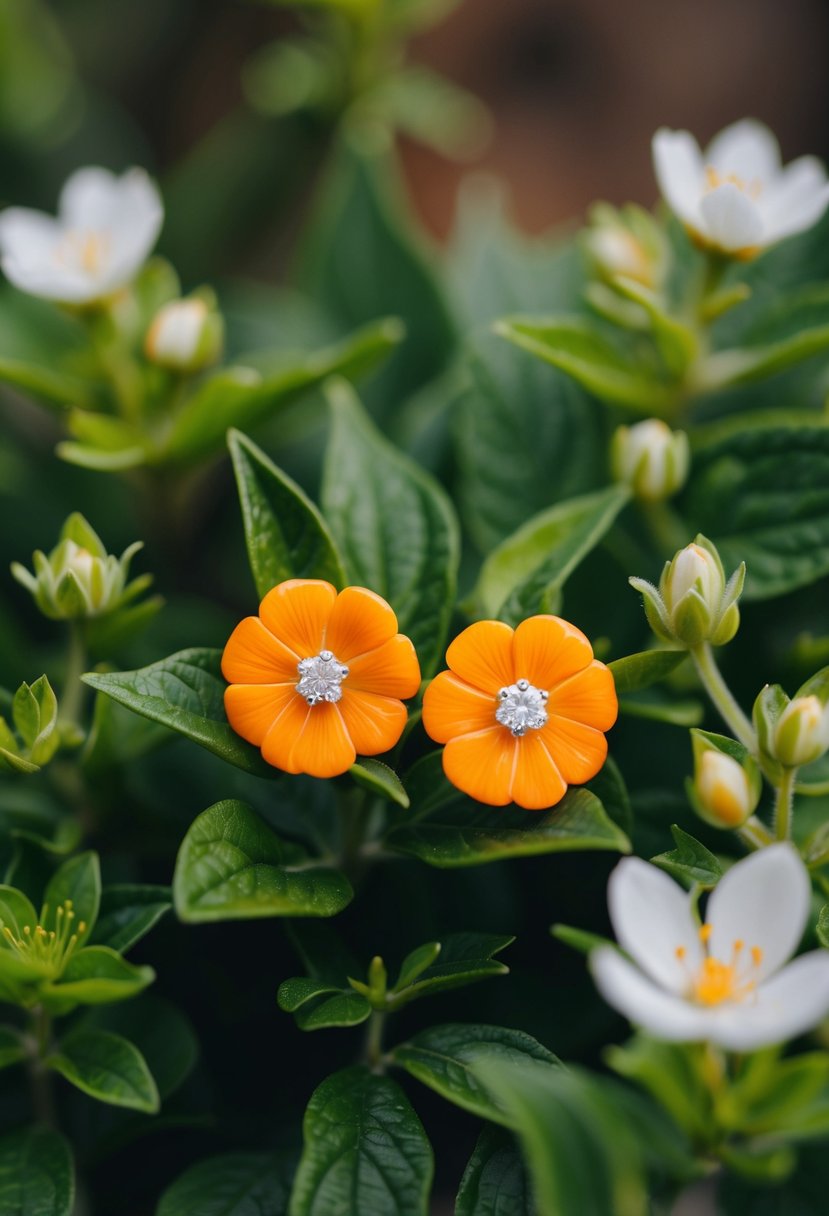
left=296, top=650, right=350, bottom=705
left=495, top=678, right=549, bottom=737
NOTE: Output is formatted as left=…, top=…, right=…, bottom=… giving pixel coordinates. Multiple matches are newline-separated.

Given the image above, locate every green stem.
left=28, top=1006, right=56, bottom=1128
left=639, top=500, right=688, bottom=559
left=738, top=816, right=774, bottom=851
left=364, top=1010, right=386, bottom=1072
left=60, top=620, right=88, bottom=730
left=774, top=767, right=798, bottom=841
left=691, top=643, right=755, bottom=751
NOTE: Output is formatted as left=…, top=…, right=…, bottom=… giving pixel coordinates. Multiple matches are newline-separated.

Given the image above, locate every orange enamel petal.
left=288, top=702, right=356, bottom=778
left=442, top=727, right=515, bottom=806
left=509, top=734, right=567, bottom=810
left=422, top=672, right=496, bottom=743
left=446, top=621, right=515, bottom=695
left=512, top=616, right=593, bottom=691
left=325, top=586, right=399, bottom=661
left=260, top=693, right=311, bottom=774
left=339, top=689, right=407, bottom=756
left=224, top=683, right=296, bottom=746
left=259, top=579, right=336, bottom=659
left=547, top=661, right=618, bottom=732
left=541, top=714, right=608, bottom=784
left=347, top=634, right=421, bottom=699
left=221, top=616, right=299, bottom=684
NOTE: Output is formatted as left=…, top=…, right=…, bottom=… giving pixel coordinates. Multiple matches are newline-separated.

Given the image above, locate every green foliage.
left=455, top=1126, right=532, bottom=1216
left=651, top=824, right=723, bottom=889
left=0, top=676, right=60, bottom=773
left=48, top=1026, right=159, bottom=1112
left=157, top=1152, right=296, bottom=1216
left=0, top=1127, right=74, bottom=1216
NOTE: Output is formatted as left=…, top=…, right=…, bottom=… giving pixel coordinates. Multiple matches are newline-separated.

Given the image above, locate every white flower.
left=590, top=844, right=829, bottom=1050
left=774, top=696, right=829, bottom=768
left=610, top=419, right=689, bottom=502
left=0, top=167, right=163, bottom=304
left=145, top=296, right=223, bottom=372
left=695, top=750, right=754, bottom=829
left=653, top=119, right=829, bottom=255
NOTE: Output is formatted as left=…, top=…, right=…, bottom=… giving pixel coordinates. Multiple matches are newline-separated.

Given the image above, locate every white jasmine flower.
left=0, top=166, right=163, bottom=304
left=591, top=844, right=829, bottom=1050
left=653, top=119, right=829, bottom=256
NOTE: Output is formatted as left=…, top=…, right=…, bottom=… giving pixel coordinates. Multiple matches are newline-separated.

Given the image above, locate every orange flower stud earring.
left=222, top=579, right=421, bottom=778
left=422, top=616, right=617, bottom=809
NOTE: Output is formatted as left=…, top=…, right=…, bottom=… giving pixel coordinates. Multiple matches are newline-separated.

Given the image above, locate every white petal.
left=59, top=166, right=163, bottom=294
left=607, top=856, right=701, bottom=993
left=0, top=207, right=62, bottom=263
left=706, top=952, right=829, bottom=1051
left=705, top=119, right=781, bottom=184
left=591, top=948, right=711, bottom=1041
left=699, top=184, right=764, bottom=252
left=0, top=208, right=96, bottom=303
left=707, top=843, right=809, bottom=982
left=762, top=172, right=829, bottom=243
left=652, top=128, right=704, bottom=229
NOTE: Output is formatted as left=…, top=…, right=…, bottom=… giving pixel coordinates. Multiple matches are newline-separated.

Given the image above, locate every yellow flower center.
left=675, top=925, right=763, bottom=1007
left=55, top=229, right=111, bottom=276
left=704, top=166, right=763, bottom=200
left=2, top=900, right=86, bottom=978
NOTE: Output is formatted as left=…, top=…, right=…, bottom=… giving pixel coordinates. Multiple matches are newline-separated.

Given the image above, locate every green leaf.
left=494, top=316, right=674, bottom=412
left=44, top=946, right=154, bottom=1007
left=387, top=786, right=630, bottom=868
left=455, top=1126, right=532, bottom=1216
left=48, top=1027, right=159, bottom=1112
left=393, top=941, right=441, bottom=991
left=0, top=886, right=39, bottom=939
left=90, top=884, right=172, bottom=954
left=618, top=691, right=704, bottom=727
left=0, top=355, right=94, bottom=411
left=0, top=1025, right=25, bottom=1069
left=651, top=825, right=723, bottom=889
left=278, top=976, right=345, bottom=1012
left=289, top=1065, right=433, bottom=1216
left=295, top=990, right=372, bottom=1030
left=702, top=324, right=829, bottom=389
left=159, top=318, right=401, bottom=465
left=817, top=907, right=829, bottom=949
left=41, top=851, right=100, bottom=946
left=475, top=1060, right=649, bottom=1216
left=608, top=649, right=687, bottom=695
left=321, top=379, right=459, bottom=677
left=157, top=1152, right=295, bottom=1216
left=684, top=424, right=829, bottom=599
left=550, top=924, right=615, bottom=956
left=85, top=993, right=199, bottom=1102
left=390, top=933, right=513, bottom=1005
left=349, top=759, right=409, bottom=808
left=228, top=428, right=345, bottom=600
left=0, top=1127, right=74, bottom=1216
left=83, top=648, right=274, bottom=778
left=393, top=1023, right=560, bottom=1124
left=470, top=485, right=630, bottom=623
left=173, top=800, right=353, bottom=922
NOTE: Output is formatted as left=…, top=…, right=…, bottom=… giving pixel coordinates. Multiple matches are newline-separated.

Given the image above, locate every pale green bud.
left=11, top=513, right=150, bottom=622
left=583, top=203, right=666, bottom=290
left=630, top=535, right=744, bottom=649
left=774, top=696, right=829, bottom=768
left=144, top=291, right=223, bottom=373
left=611, top=419, right=689, bottom=502
left=0, top=675, right=60, bottom=774
left=690, top=731, right=759, bottom=829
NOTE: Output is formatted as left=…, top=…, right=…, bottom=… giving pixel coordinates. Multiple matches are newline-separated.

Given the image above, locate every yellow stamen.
left=699, top=923, right=712, bottom=944
left=704, top=165, right=763, bottom=199
left=751, top=946, right=763, bottom=967
left=675, top=945, right=686, bottom=961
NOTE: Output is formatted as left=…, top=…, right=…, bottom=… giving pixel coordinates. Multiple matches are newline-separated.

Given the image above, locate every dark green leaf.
left=0, top=1025, right=25, bottom=1070
left=321, top=380, right=459, bottom=676
left=173, top=800, right=353, bottom=922
left=455, top=1126, right=532, bottom=1216
left=0, top=355, right=94, bottom=411
left=608, top=649, right=687, bottom=695
left=157, top=1152, right=296, bottom=1216
left=44, top=946, right=154, bottom=1007
left=393, top=941, right=441, bottom=991
left=350, top=759, right=409, bottom=808
left=86, top=993, right=199, bottom=1102
left=41, top=851, right=100, bottom=946
left=83, top=649, right=274, bottom=778
left=652, top=825, right=723, bottom=889
left=818, top=907, right=829, bottom=949
left=228, top=428, right=345, bottom=600
left=90, top=884, right=172, bottom=954
left=48, top=1027, right=159, bottom=1112
left=550, top=924, right=615, bottom=956
left=289, top=1065, right=433, bottom=1216
left=393, top=1023, right=560, bottom=1124
left=391, top=934, right=513, bottom=1005
left=387, top=786, right=630, bottom=867
left=278, top=976, right=343, bottom=1012
left=0, top=1127, right=74, bottom=1216
left=295, top=990, right=372, bottom=1030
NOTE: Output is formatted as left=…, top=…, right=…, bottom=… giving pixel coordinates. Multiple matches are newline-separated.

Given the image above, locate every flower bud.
left=0, top=675, right=60, bottom=774
left=144, top=292, right=223, bottom=372
left=583, top=203, right=665, bottom=290
left=11, top=512, right=150, bottom=622
left=630, top=535, right=744, bottom=649
left=695, top=751, right=755, bottom=828
left=774, top=696, right=829, bottom=768
left=611, top=419, right=689, bottom=502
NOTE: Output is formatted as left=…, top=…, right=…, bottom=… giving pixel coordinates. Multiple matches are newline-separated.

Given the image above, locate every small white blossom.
left=774, top=696, right=829, bottom=768
left=591, top=845, right=829, bottom=1051
left=0, top=166, right=163, bottom=304
left=611, top=419, right=689, bottom=502
left=653, top=119, right=829, bottom=256
left=145, top=296, right=223, bottom=372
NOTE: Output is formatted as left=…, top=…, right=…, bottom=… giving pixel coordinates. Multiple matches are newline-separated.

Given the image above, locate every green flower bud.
left=11, top=513, right=149, bottom=622
left=689, top=730, right=760, bottom=829
left=774, top=696, right=829, bottom=768
left=0, top=675, right=60, bottom=774
left=611, top=419, right=690, bottom=502
left=583, top=203, right=666, bottom=290
left=144, top=290, right=223, bottom=372
left=630, top=535, right=744, bottom=649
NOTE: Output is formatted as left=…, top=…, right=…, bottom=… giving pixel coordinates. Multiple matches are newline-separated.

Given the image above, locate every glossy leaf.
left=390, top=934, right=513, bottom=1005
left=550, top=924, right=615, bottom=956
left=173, top=800, right=353, bottom=922
left=289, top=1066, right=433, bottom=1216
left=608, top=649, right=687, bottom=695
left=651, top=825, right=723, bottom=889
left=349, top=759, right=409, bottom=808
left=321, top=380, right=459, bottom=676
left=41, top=851, right=100, bottom=946
left=295, top=990, right=371, bottom=1031
left=90, top=885, right=172, bottom=954
left=48, top=1027, right=159, bottom=1112
left=83, top=649, right=274, bottom=778
left=0, top=1127, right=74, bottom=1216
left=455, top=1126, right=532, bottom=1216
left=818, top=907, right=829, bottom=949
left=43, top=946, right=154, bottom=1007
left=393, top=1023, right=560, bottom=1124
left=387, top=787, right=630, bottom=867
left=228, top=428, right=345, bottom=600
left=157, top=1152, right=295, bottom=1216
